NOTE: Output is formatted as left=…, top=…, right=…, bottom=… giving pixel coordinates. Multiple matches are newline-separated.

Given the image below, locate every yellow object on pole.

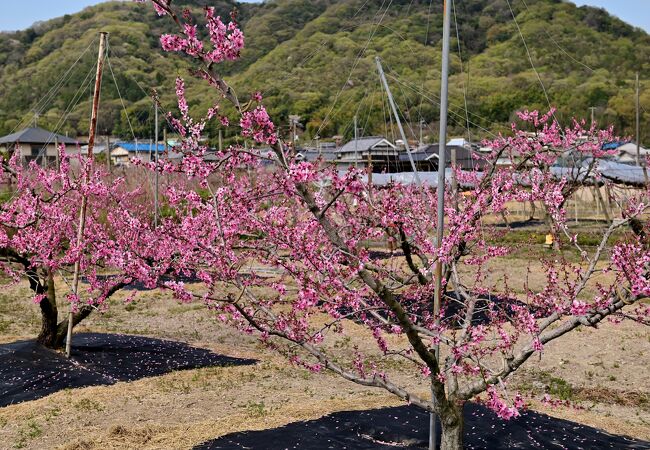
left=544, top=234, right=554, bottom=247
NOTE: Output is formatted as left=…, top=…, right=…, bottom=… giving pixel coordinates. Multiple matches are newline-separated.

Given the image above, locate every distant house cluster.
left=0, top=127, right=180, bottom=167
left=1, top=127, right=647, bottom=182
left=296, top=136, right=488, bottom=173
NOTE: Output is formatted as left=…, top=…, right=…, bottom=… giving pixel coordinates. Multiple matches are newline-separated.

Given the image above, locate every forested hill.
left=0, top=0, right=648, bottom=145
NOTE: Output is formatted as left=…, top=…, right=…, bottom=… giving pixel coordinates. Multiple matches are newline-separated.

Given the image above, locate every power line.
left=9, top=38, right=97, bottom=135
left=519, top=0, right=595, bottom=73
left=315, top=0, right=394, bottom=138
left=504, top=0, right=555, bottom=119
left=106, top=50, right=137, bottom=142
left=452, top=0, right=472, bottom=145
left=384, top=66, right=502, bottom=137
left=37, top=62, right=98, bottom=156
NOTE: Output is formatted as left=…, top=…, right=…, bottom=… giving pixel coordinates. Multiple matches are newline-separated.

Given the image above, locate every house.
left=112, top=142, right=166, bottom=165
left=614, top=142, right=649, bottom=164
left=298, top=142, right=340, bottom=164
left=297, top=137, right=401, bottom=171
left=0, top=127, right=81, bottom=167
left=446, top=138, right=473, bottom=148
left=422, top=144, right=486, bottom=171
left=336, top=136, right=399, bottom=171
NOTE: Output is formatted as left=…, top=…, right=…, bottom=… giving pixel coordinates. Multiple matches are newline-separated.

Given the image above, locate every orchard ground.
left=0, top=221, right=649, bottom=449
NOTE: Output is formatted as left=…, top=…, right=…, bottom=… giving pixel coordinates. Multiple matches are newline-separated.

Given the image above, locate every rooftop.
left=338, top=136, right=395, bottom=153
left=115, top=142, right=167, bottom=153
left=0, top=127, right=80, bottom=145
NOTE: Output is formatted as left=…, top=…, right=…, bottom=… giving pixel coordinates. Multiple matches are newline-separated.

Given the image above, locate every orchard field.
left=1, top=1, right=650, bottom=449
left=0, top=223, right=649, bottom=449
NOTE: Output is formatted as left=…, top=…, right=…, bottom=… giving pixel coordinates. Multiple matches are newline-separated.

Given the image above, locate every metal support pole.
left=635, top=72, right=641, bottom=166
left=66, top=31, right=108, bottom=358
left=376, top=57, right=423, bottom=186
left=354, top=114, right=358, bottom=168
left=432, top=0, right=452, bottom=448
left=451, top=146, right=458, bottom=209
left=154, top=104, right=159, bottom=228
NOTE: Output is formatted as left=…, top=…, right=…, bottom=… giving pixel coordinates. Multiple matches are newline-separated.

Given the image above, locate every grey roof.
left=76, top=144, right=109, bottom=155
left=300, top=150, right=339, bottom=162
left=338, top=136, right=395, bottom=154
left=0, top=127, right=80, bottom=145
left=348, top=169, right=481, bottom=188
left=398, top=146, right=438, bottom=162
left=422, top=144, right=484, bottom=166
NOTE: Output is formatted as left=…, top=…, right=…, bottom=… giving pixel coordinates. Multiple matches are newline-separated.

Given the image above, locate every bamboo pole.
left=66, top=32, right=108, bottom=358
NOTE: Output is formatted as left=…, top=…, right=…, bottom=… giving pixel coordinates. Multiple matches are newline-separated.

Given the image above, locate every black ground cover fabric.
left=341, top=291, right=545, bottom=331
left=195, top=403, right=650, bottom=449
left=82, top=273, right=201, bottom=291
left=0, top=333, right=255, bottom=407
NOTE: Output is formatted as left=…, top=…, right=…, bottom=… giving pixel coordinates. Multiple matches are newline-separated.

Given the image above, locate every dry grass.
left=0, top=248, right=649, bottom=449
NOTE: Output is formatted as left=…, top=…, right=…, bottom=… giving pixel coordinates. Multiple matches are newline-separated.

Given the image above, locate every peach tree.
left=139, top=1, right=650, bottom=448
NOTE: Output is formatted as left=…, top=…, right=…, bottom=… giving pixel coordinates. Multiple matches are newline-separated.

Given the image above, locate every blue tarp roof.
left=115, top=142, right=166, bottom=152
left=601, top=141, right=628, bottom=150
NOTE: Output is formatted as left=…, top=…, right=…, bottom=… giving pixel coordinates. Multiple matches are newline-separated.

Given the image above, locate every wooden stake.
left=66, top=32, right=108, bottom=358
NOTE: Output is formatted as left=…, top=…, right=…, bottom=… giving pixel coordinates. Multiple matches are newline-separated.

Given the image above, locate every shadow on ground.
left=0, top=333, right=256, bottom=407
left=195, top=403, right=650, bottom=449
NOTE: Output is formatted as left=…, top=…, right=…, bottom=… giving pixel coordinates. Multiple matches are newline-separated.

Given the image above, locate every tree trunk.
left=440, top=403, right=464, bottom=450
left=54, top=305, right=94, bottom=348
left=30, top=269, right=124, bottom=349
left=33, top=273, right=94, bottom=349
left=35, top=272, right=59, bottom=348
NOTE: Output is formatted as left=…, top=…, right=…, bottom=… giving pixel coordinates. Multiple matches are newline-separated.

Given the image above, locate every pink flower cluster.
left=205, top=7, right=244, bottom=63
left=240, top=106, right=277, bottom=144
left=486, top=387, right=525, bottom=420
left=159, top=7, right=244, bottom=64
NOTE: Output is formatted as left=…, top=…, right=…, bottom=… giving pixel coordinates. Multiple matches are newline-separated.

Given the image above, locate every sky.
left=572, top=1, right=650, bottom=32
left=0, top=0, right=648, bottom=33
left=0, top=0, right=259, bottom=32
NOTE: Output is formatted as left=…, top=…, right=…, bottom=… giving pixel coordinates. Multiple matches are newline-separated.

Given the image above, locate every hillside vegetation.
left=0, top=0, right=648, bottom=145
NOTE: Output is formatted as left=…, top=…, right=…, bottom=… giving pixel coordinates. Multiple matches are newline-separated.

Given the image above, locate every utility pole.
left=432, top=0, right=452, bottom=447
left=66, top=31, right=108, bottom=358
left=289, top=115, right=301, bottom=150
left=106, top=134, right=111, bottom=172
left=419, top=119, right=425, bottom=148
left=367, top=152, right=373, bottom=186
left=154, top=104, right=159, bottom=228
left=293, top=119, right=297, bottom=146
left=218, top=129, right=223, bottom=152
left=589, top=107, right=596, bottom=128
left=354, top=114, right=358, bottom=167
left=636, top=73, right=648, bottom=186
left=55, top=137, right=59, bottom=171
left=635, top=72, right=641, bottom=166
